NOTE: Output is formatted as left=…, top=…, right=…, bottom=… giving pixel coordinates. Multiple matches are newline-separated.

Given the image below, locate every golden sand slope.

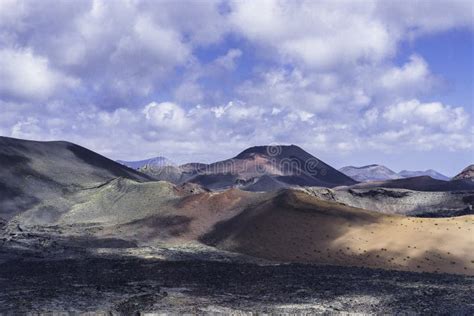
left=200, top=190, right=474, bottom=275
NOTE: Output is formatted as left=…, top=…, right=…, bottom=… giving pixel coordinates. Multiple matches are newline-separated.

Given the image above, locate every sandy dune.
left=201, top=190, right=474, bottom=275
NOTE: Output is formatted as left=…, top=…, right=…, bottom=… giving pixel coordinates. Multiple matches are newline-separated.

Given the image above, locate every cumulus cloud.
left=0, top=0, right=213, bottom=104
left=211, top=101, right=264, bottom=122
left=228, top=0, right=473, bottom=70
left=383, top=99, right=469, bottom=132
left=11, top=116, right=41, bottom=139
left=173, top=81, right=205, bottom=104
left=378, top=55, right=437, bottom=98
left=143, top=102, right=191, bottom=131
left=237, top=68, right=337, bottom=113
left=229, top=0, right=394, bottom=69
left=0, top=48, right=78, bottom=101
left=213, top=48, right=242, bottom=70
left=376, top=0, right=474, bottom=37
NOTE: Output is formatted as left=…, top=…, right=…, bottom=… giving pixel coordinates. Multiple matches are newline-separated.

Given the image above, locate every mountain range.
left=1, top=136, right=473, bottom=277
left=339, top=164, right=401, bottom=182
left=116, top=148, right=471, bottom=192
left=398, top=169, right=450, bottom=181
left=138, top=145, right=357, bottom=190
left=339, top=164, right=450, bottom=182
left=117, top=156, right=175, bottom=170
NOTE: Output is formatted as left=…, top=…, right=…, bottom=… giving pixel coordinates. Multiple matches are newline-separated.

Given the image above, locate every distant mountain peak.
left=339, top=164, right=400, bottom=182
left=117, top=156, right=175, bottom=170
left=452, top=164, right=474, bottom=181
left=235, top=144, right=306, bottom=159
left=152, top=144, right=358, bottom=190
left=399, top=169, right=449, bottom=181
left=356, top=164, right=383, bottom=169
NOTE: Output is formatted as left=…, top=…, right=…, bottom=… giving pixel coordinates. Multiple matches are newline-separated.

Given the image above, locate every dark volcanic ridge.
left=0, top=136, right=152, bottom=221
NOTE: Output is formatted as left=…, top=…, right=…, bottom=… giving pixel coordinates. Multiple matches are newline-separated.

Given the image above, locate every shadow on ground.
left=0, top=236, right=472, bottom=314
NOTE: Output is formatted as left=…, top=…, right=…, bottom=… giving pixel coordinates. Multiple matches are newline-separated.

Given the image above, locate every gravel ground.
left=0, top=254, right=472, bottom=314
left=1, top=227, right=473, bottom=314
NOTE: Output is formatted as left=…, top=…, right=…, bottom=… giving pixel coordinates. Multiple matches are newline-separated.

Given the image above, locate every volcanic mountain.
left=453, top=165, right=474, bottom=181
left=0, top=136, right=151, bottom=221
left=339, top=164, right=401, bottom=182
left=185, top=145, right=358, bottom=190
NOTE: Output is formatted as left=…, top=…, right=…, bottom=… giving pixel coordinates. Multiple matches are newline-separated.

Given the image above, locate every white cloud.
left=224, top=101, right=264, bottom=122
left=115, top=15, right=190, bottom=66
left=213, top=48, right=242, bottom=70
left=383, top=99, right=469, bottom=132
left=0, top=1, right=207, bottom=102
left=143, top=102, right=191, bottom=131
left=174, top=81, right=204, bottom=104
left=206, top=101, right=266, bottom=127
left=362, top=108, right=379, bottom=126
left=11, top=116, right=41, bottom=139
left=376, top=0, right=474, bottom=37
left=238, top=68, right=336, bottom=112
left=141, top=0, right=229, bottom=46
left=378, top=55, right=436, bottom=97
left=229, top=0, right=473, bottom=70
left=0, top=48, right=78, bottom=101
left=0, top=0, right=27, bottom=29
left=229, top=0, right=394, bottom=69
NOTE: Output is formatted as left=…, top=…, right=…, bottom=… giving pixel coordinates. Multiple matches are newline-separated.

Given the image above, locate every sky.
left=0, top=0, right=473, bottom=176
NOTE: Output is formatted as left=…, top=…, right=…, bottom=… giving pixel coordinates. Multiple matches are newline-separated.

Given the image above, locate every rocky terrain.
left=0, top=136, right=473, bottom=314
left=1, top=255, right=472, bottom=314
left=304, top=186, right=474, bottom=216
